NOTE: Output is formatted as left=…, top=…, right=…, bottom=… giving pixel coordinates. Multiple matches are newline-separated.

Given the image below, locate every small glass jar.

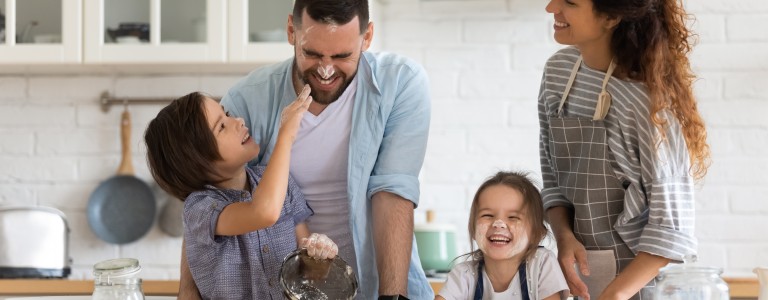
left=92, top=258, right=145, bottom=300
left=655, top=263, right=729, bottom=300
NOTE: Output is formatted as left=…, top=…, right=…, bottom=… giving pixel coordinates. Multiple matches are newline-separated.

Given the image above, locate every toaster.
left=0, top=206, right=72, bottom=278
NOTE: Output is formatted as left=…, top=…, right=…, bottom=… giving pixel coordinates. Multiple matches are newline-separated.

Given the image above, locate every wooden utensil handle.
left=117, top=109, right=134, bottom=175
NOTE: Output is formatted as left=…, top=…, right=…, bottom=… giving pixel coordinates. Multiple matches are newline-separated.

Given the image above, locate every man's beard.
left=294, top=60, right=353, bottom=106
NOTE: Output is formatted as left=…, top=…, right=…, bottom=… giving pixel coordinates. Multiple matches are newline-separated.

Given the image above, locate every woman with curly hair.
left=537, top=0, right=710, bottom=299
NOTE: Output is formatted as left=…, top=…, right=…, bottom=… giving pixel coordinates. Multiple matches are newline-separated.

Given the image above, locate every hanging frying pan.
left=87, top=106, right=155, bottom=244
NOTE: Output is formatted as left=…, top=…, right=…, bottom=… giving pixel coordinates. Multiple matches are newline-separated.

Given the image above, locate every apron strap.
left=556, top=56, right=618, bottom=121
left=519, top=261, right=530, bottom=300
left=556, top=56, right=583, bottom=117
left=593, top=59, right=617, bottom=121
left=473, top=260, right=484, bottom=300
left=472, top=260, right=530, bottom=300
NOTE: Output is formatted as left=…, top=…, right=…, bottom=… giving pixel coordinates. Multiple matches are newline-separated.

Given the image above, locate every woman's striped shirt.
left=538, top=47, right=697, bottom=261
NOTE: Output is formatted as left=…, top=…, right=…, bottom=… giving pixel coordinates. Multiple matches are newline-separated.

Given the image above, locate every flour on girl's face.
left=474, top=223, right=491, bottom=253
left=475, top=218, right=529, bottom=260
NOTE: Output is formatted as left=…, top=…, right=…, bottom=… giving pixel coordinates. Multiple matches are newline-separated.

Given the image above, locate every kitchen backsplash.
left=0, top=0, right=767, bottom=280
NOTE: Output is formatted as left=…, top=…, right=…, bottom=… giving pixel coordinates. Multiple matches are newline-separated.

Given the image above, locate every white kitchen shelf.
left=0, top=0, right=292, bottom=65
left=83, top=0, right=227, bottom=64
left=227, top=0, right=292, bottom=64
left=0, top=0, right=82, bottom=64
left=0, top=0, right=379, bottom=66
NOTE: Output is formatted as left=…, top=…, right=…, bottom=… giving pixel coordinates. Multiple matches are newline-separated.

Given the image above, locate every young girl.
left=437, top=171, right=569, bottom=300
left=539, top=0, right=710, bottom=299
left=144, top=86, right=338, bottom=299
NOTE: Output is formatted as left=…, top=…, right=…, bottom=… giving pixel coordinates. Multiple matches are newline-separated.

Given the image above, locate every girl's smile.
left=486, top=219, right=513, bottom=246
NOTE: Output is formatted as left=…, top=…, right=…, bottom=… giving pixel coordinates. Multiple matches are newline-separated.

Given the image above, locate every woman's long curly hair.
left=594, top=0, right=710, bottom=179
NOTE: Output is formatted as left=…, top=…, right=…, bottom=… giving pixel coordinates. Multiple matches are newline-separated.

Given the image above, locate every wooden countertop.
left=727, top=277, right=761, bottom=299
left=429, top=277, right=760, bottom=299
left=0, top=277, right=760, bottom=298
left=0, top=280, right=178, bottom=296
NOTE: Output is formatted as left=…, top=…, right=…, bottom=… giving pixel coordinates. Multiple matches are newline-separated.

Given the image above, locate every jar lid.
left=659, top=263, right=723, bottom=275
left=659, top=254, right=723, bottom=276
left=93, top=258, right=141, bottom=278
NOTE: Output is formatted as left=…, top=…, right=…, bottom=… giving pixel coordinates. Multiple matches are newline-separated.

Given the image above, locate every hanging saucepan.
left=280, top=248, right=358, bottom=299
left=87, top=106, right=155, bottom=244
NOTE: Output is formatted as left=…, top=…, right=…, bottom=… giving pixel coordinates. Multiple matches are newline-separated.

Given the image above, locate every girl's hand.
left=557, top=234, right=591, bottom=300
left=279, top=84, right=312, bottom=141
left=301, top=233, right=338, bottom=260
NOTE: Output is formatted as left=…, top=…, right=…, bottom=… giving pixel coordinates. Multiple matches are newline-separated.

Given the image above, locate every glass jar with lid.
left=655, top=256, right=729, bottom=300
left=92, top=258, right=145, bottom=300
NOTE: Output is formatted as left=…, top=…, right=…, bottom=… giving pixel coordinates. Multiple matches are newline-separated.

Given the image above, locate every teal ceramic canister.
left=414, top=210, right=458, bottom=273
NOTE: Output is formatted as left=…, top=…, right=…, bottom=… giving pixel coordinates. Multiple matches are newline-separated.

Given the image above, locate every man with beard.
left=177, top=0, right=432, bottom=299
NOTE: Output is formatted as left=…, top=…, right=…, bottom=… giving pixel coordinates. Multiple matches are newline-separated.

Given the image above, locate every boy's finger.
left=299, top=84, right=311, bottom=99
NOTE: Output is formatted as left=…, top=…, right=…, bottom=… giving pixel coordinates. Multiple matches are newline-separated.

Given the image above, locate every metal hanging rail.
left=99, top=91, right=220, bottom=112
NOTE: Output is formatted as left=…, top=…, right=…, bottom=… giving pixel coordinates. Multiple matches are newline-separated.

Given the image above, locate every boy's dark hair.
left=464, top=171, right=549, bottom=263
left=293, top=0, right=369, bottom=34
left=144, top=92, right=221, bottom=200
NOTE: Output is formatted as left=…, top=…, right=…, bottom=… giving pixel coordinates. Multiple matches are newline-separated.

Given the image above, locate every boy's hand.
left=279, top=84, right=312, bottom=141
left=301, top=233, right=338, bottom=260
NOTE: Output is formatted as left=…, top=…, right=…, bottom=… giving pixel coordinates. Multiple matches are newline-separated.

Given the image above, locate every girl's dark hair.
left=293, top=0, right=370, bottom=34
left=594, top=0, right=710, bottom=180
left=461, top=171, right=548, bottom=263
left=144, top=92, right=221, bottom=200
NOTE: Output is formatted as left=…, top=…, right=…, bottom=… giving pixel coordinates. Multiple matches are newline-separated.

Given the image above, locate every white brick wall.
left=0, top=0, right=765, bottom=282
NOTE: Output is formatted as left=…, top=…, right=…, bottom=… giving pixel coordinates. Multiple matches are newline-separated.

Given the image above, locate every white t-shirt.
left=289, top=76, right=359, bottom=273
left=438, top=248, right=569, bottom=300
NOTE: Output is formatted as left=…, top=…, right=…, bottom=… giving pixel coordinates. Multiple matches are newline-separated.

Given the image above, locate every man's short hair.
left=293, top=0, right=370, bottom=34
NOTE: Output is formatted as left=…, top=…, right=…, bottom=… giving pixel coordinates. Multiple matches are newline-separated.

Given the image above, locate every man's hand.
left=372, top=191, right=414, bottom=296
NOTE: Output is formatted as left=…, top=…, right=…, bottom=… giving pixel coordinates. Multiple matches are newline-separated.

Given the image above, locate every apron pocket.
left=576, top=249, right=617, bottom=299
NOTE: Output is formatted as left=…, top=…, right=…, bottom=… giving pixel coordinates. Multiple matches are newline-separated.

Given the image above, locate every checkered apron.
left=549, top=57, right=653, bottom=299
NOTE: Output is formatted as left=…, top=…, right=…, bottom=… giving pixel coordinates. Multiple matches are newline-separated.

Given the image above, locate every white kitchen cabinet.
left=0, top=0, right=82, bottom=64
left=228, top=0, right=382, bottom=63
left=82, top=0, right=293, bottom=64
left=0, top=0, right=370, bottom=65
left=83, top=0, right=227, bottom=63
left=227, top=0, right=293, bottom=64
